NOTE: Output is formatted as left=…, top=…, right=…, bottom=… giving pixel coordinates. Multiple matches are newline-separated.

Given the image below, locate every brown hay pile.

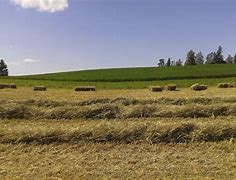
left=74, top=86, right=96, bottom=92
left=0, top=83, right=17, bottom=89
left=0, top=84, right=9, bottom=88
left=8, top=84, right=17, bottom=89
left=1, top=122, right=235, bottom=144
left=191, top=83, right=207, bottom=91
left=217, top=83, right=234, bottom=88
left=166, top=84, right=177, bottom=91
left=33, top=86, right=47, bottom=91
left=150, top=86, right=163, bottom=92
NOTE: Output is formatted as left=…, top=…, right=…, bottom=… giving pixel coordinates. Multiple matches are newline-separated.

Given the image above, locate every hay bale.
left=3, top=84, right=9, bottom=88
left=166, top=84, right=177, bottom=91
left=217, top=83, right=234, bottom=88
left=74, top=86, right=96, bottom=92
left=9, top=84, right=17, bottom=89
left=0, top=84, right=17, bottom=89
left=191, top=83, right=207, bottom=91
left=0, top=84, right=9, bottom=89
left=150, top=86, right=163, bottom=92
left=33, top=86, right=47, bottom=91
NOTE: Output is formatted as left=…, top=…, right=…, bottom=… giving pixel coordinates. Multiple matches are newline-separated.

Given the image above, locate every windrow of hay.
left=0, top=122, right=235, bottom=144
left=1, top=102, right=236, bottom=120
left=0, top=104, right=33, bottom=119
left=90, top=97, right=236, bottom=106
left=45, top=105, right=121, bottom=120
left=0, top=98, right=203, bottom=108
left=22, top=99, right=64, bottom=107
left=1, top=97, right=236, bottom=108
left=124, top=105, right=232, bottom=119
left=125, top=105, right=156, bottom=118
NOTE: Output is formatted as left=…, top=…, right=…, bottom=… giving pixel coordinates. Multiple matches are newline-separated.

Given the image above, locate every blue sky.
left=1, top=0, right=236, bottom=75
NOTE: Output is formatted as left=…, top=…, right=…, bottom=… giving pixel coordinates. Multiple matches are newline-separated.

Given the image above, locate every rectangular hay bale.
left=0, top=83, right=17, bottom=89
left=149, top=86, right=163, bottom=92
left=74, top=86, right=96, bottom=92
left=0, top=84, right=9, bottom=89
left=33, top=86, right=47, bottom=91
left=217, top=83, right=234, bottom=88
left=166, top=84, right=177, bottom=91
left=9, top=84, right=17, bottom=89
left=191, top=83, right=207, bottom=91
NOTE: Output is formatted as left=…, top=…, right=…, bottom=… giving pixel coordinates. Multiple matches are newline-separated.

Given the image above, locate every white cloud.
left=10, top=0, right=68, bottom=13
left=8, top=58, right=38, bottom=67
left=24, top=58, right=38, bottom=63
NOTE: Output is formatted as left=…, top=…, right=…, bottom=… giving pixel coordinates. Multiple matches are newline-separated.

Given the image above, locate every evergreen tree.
left=157, top=59, right=165, bottom=67
left=205, top=52, right=216, bottom=64
left=166, top=58, right=171, bottom=66
left=234, top=54, right=236, bottom=63
left=0, top=59, right=8, bottom=76
left=195, top=52, right=204, bottom=65
left=226, top=55, right=233, bottom=64
left=185, top=50, right=196, bottom=65
left=213, top=46, right=225, bottom=64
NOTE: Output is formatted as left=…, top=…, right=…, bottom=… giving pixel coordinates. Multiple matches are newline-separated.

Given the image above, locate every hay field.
left=0, top=87, right=236, bottom=179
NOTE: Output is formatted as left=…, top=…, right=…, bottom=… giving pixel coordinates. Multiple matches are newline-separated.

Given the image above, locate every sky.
left=1, top=0, right=236, bottom=75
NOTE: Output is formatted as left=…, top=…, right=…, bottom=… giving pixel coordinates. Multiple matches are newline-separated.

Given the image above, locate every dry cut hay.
left=150, top=86, right=164, bottom=92
left=74, top=86, right=96, bottom=92
left=191, top=83, right=207, bottom=91
left=217, top=83, right=235, bottom=88
left=166, top=84, right=177, bottom=91
left=33, top=86, right=47, bottom=91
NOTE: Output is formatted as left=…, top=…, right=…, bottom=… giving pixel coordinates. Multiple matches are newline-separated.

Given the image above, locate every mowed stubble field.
left=0, top=87, right=236, bottom=179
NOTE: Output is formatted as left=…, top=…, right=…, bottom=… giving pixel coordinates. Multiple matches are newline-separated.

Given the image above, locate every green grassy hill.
left=1, top=64, right=236, bottom=89
left=16, top=64, right=236, bottom=82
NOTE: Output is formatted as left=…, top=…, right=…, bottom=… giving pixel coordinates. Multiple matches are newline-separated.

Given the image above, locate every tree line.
left=158, top=46, right=236, bottom=67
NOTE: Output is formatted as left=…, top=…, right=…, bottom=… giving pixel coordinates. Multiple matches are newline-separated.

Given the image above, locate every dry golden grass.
left=0, top=87, right=236, bottom=101
left=0, top=87, right=236, bottom=179
left=0, top=142, right=235, bottom=179
left=1, top=94, right=236, bottom=120
left=0, top=118, right=235, bottom=144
